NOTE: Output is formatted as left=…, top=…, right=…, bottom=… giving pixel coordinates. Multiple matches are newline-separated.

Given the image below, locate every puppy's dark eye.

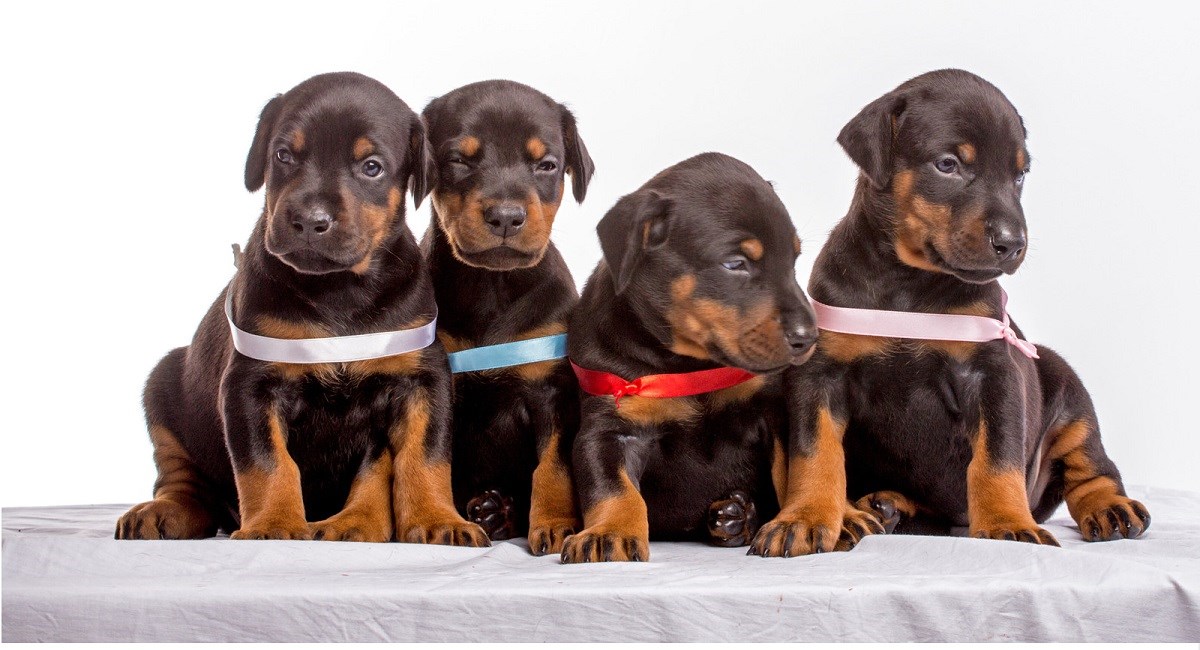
left=934, top=156, right=959, bottom=174
left=1015, top=171, right=1026, bottom=187
left=448, top=157, right=469, bottom=167
left=275, top=148, right=294, bottom=164
left=536, top=159, right=558, bottom=173
left=362, top=159, right=383, bottom=178
left=721, top=259, right=748, bottom=272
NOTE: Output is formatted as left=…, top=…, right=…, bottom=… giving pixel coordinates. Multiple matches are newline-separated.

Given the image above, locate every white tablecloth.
left=3, top=485, right=1197, bottom=642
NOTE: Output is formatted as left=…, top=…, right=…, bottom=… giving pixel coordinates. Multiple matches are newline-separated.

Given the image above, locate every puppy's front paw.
left=398, top=518, right=490, bottom=547
left=309, top=513, right=391, bottom=543
left=853, top=490, right=917, bottom=534
left=833, top=506, right=887, bottom=551
left=707, top=490, right=759, bottom=547
left=560, top=529, right=648, bottom=563
left=231, top=521, right=312, bottom=540
left=465, top=489, right=515, bottom=541
left=748, top=506, right=844, bottom=558
left=1076, top=496, right=1150, bottom=542
left=970, top=522, right=1059, bottom=546
left=528, top=518, right=576, bottom=556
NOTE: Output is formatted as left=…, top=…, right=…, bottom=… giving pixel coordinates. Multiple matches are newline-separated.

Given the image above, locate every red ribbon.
left=570, top=360, right=757, bottom=408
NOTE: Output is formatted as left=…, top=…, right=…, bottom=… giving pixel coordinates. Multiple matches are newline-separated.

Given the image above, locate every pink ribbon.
left=810, top=289, right=1039, bottom=359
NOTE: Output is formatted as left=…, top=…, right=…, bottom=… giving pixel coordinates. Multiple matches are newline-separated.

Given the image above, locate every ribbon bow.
left=570, top=362, right=758, bottom=407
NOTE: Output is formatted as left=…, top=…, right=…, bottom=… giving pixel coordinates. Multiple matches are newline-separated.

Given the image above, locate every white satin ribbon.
left=225, top=291, right=437, bottom=364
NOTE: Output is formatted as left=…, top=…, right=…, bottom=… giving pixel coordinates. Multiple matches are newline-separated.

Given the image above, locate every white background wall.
left=2, top=1, right=1197, bottom=507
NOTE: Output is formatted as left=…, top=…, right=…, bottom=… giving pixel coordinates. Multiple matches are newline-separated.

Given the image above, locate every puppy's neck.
left=810, top=176, right=1000, bottom=314
left=574, top=267, right=727, bottom=379
left=235, top=216, right=431, bottom=334
left=425, top=217, right=575, bottom=343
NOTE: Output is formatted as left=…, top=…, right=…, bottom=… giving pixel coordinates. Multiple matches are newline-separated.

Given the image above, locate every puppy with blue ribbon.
left=422, top=80, right=595, bottom=555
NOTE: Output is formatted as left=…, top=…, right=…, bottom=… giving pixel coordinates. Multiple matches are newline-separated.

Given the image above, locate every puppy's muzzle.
left=291, top=208, right=334, bottom=236
left=786, top=325, right=819, bottom=361
left=988, top=225, right=1026, bottom=271
left=484, top=203, right=526, bottom=239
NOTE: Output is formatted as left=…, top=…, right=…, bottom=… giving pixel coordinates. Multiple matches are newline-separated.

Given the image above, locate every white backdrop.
left=1, top=1, right=1196, bottom=507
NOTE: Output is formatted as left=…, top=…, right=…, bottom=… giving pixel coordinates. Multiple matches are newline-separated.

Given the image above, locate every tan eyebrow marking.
left=353, top=137, right=374, bottom=159
left=740, top=238, right=764, bottom=261
left=957, top=143, right=977, bottom=164
left=459, top=136, right=481, bottom=157
left=526, top=137, right=547, bottom=159
left=291, top=130, right=305, bottom=151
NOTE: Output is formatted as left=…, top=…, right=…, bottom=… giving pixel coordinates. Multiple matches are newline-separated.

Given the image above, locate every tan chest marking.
left=254, top=315, right=428, bottom=382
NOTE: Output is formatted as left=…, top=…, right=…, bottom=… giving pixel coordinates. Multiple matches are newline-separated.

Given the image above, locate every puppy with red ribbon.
left=562, top=153, right=822, bottom=563
left=750, top=70, right=1150, bottom=557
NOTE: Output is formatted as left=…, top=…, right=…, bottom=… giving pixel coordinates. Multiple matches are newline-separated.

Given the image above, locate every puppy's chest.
left=850, top=351, right=984, bottom=422
left=453, top=367, right=560, bottom=417
left=270, top=361, right=418, bottom=424
left=618, top=376, right=781, bottom=438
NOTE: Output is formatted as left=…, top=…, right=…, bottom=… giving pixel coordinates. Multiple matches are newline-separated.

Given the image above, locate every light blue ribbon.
left=447, top=334, right=568, bottom=373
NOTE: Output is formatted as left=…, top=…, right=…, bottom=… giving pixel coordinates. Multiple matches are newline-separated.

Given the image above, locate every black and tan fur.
left=422, top=80, right=594, bottom=555
left=563, top=153, right=829, bottom=563
left=116, top=72, right=487, bottom=546
left=750, top=69, right=1149, bottom=556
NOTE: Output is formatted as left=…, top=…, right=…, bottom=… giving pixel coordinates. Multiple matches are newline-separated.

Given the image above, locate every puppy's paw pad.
left=707, top=490, right=759, bottom=547
left=466, top=489, right=515, bottom=541
left=1078, top=498, right=1150, bottom=542
left=853, top=490, right=915, bottom=534
left=560, top=529, right=648, bottom=563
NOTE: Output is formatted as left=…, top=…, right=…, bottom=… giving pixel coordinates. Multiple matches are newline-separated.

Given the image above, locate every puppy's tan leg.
left=1048, top=420, right=1149, bottom=541
left=560, top=469, right=649, bottom=563
left=230, top=413, right=311, bottom=540
left=967, top=420, right=1057, bottom=545
left=116, top=425, right=218, bottom=540
left=393, top=389, right=489, bottom=546
left=528, top=429, right=579, bottom=556
left=750, top=407, right=883, bottom=557
left=309, top=449, right=394, bottom=542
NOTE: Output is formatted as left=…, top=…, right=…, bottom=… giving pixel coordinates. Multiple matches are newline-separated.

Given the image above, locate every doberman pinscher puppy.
left=750, top=69, right=1149, bottom=556
left=562, top=153, right=821, bottom=563
left=422, top=80, right=594, bottom=555
left=116, top=72, right=488, bottom=546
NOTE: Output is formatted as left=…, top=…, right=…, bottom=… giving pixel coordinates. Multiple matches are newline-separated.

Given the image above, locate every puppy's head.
left=423, top=80, right=594, bottom=271
left=597, top=153, right=818, bottom=373
left=244, top=72, right=435, bottom=275
left=839, top=69, right=1031, bottom=283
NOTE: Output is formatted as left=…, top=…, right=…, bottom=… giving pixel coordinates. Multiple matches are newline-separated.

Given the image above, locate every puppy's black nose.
left=485, top=204, right=526, bottom=238
left=990, top=227, right=1026, bottom=264
left=291, top=210, right=333, bottom=235
left=786, top=325, right=819, bottom=358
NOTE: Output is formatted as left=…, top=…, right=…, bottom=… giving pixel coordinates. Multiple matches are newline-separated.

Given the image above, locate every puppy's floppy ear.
left=407, top=118, right=437, bottom=208
left=597, top=189, right=672, bottom=294
left=244, top=94, right=283, bottom=192
left=559, top=104, right=595, bottom=203
left=837, top=91, right=907, bottom=189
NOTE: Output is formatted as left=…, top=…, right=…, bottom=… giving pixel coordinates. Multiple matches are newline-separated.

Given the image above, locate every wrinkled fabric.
left=3, top=485, right=1197, bottom=642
